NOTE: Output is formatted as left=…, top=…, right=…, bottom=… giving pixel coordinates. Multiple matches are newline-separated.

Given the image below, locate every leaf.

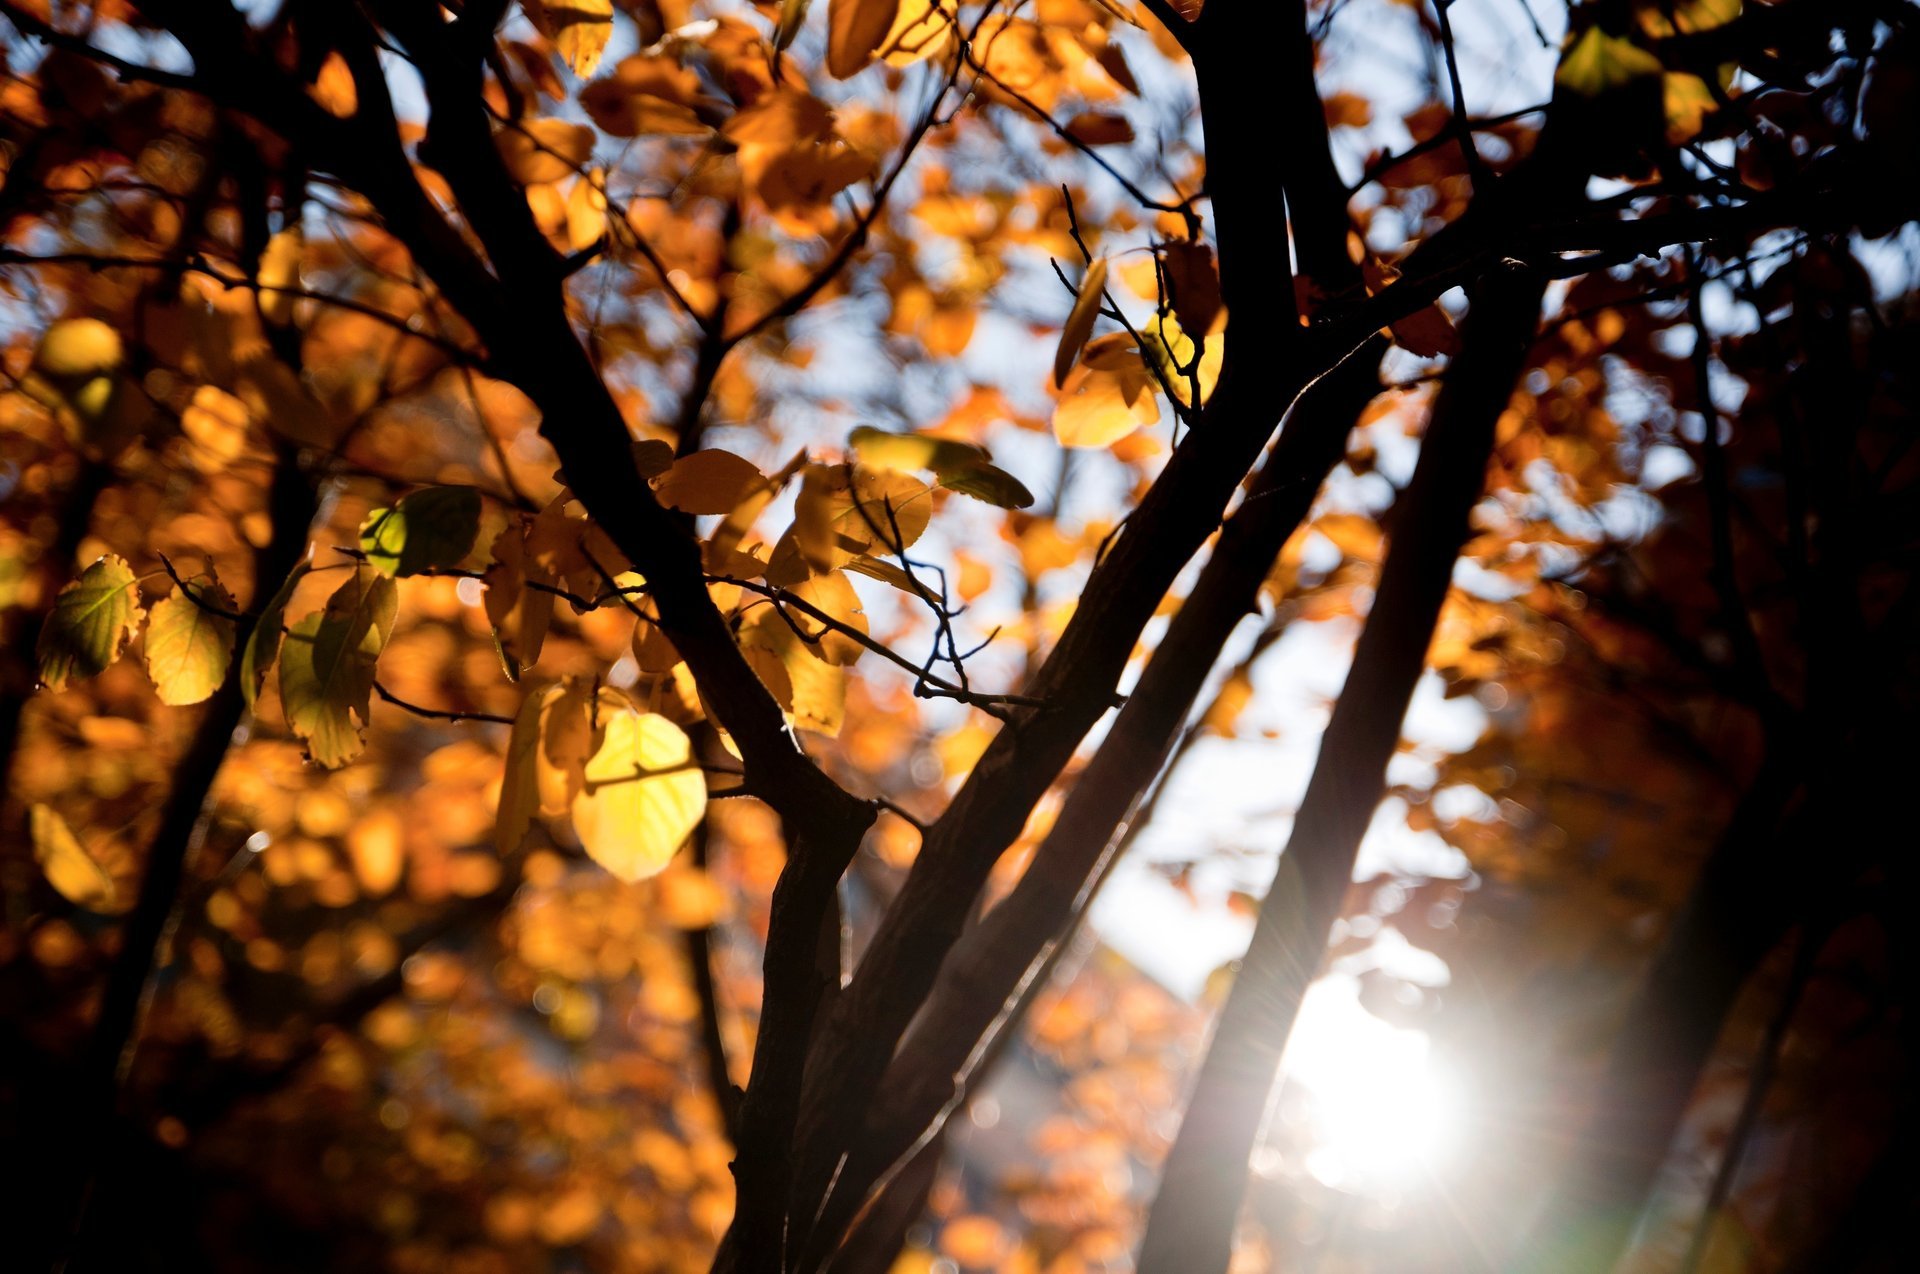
left=145, top=576, right=238, bottom=706
left=879, top=0, right=958, bottom=68
left=1054, top=256, right=1109, bottom=388
left=740, top=608, right=846, bottom=736
left=278, top=570, right=398, bottom=768
left=786, top=570, right=869, bottom=666
left=776, top=0, right=812, bottom=52
left=497, top=117, right=597, bottom=184
left=1161, top=241, right=1223, bottom=340
left=37, top=555, right=143, bottom=690
left=30, top=804, right=119, bottom=912
left=483, top=523, right=555, bottom=682
left=766, top=464, right=935, bottom=585
left=652, top=449, right=770, bottom=515
left=1064, top=112, right=1134, bottom=146
left=309, top=50, right=358, bottom=118
left=359, top=485, right=483, bottom=578
left=1556, top=26, right=1663, bottom=98
left=497, top=684, right=561, bottom=854
left=827, top=0, right=902, bottom=79
left=848, top=426, right=1034, bottom=509
left=1052, top=334, right=1162, bottom=448
left=242, top=553, right=311, bottom=711
left=524, top=0, right=614, bottom=77
left=570, top=709, right=707, bottom=882
left=538, top=679, right=602, bottom=815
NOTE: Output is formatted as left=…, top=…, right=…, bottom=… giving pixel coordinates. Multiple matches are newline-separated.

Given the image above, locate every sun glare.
left=1275, top=979, right=1463, bottom=1193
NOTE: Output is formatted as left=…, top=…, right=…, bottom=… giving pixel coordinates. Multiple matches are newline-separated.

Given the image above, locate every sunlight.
left=1277, top=978, right=1464, bottom=1193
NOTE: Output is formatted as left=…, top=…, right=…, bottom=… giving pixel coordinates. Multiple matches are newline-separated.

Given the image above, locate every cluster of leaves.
left=2, top=1, right=1917, bottom=1272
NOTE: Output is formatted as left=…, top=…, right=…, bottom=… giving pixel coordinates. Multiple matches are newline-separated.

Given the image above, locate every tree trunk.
left=1136, top=264, right=1544, bottom=1274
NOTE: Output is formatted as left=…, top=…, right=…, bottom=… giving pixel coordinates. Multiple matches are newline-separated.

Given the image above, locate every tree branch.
left=1135, top=262, right=1543, bottom=1274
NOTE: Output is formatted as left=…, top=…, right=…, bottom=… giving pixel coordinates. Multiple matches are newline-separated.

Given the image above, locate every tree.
left=2, top=1, right=1915, bottom=1272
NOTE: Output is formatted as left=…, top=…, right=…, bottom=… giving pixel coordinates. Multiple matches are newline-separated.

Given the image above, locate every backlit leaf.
left=278, top=569, right=398, bottom=768
left=359, top=486, right=482, bottom=578
left=524, top=0, right=614, bottom=77
left=570, top=709, right=707, bottom=882
left=38, top=555, right=143, bottom=690
left=786, top=570, right=869, bottom=666
left=242, top=553, right=310, bottom=711
left=497, top=683, right=562, bottom=854
left=652, top=449, right=770, bottom=515
left=484, top=523, right=556, bottom=682
left=849, top=426, right=1035, bottom=509
left=1052, top=334, right=1162, bottom=448
left=145, top=576, right=238, bottom=706
left=30, top=803, right=119, bottom=912
left=1054, top=256, right=1109, bottom=388
left=1556, top=26, right=1662, bottom=98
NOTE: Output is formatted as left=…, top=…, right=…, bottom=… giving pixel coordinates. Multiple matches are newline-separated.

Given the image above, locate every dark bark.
left=1135, top=264, right=1545, bottom=1274
left=45, top=442, right=317, bottom=1269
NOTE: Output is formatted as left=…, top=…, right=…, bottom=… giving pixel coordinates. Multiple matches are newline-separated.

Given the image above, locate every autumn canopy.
left=2, top=1, right=1917, bottom=1272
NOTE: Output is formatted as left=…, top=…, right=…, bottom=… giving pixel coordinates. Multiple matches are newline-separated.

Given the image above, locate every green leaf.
left=242, top=554, right=311, bottom=711
left=145, top=576, right=237, bottom=706
left=1556, top=26, right=1663, bottom=98
left=358, top=486, right=482, bottom=578
left=37, top=555, right=143, bottom=690
left=848, top=426, right=1034, bottom=509
left=279, top=569, right=398, bottom=768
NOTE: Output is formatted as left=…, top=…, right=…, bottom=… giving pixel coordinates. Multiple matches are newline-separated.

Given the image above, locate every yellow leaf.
left=786, top=570, right=869, bottom=666
left=741, top=607, right=847, bottom=735
left=1556, top=25, right=1662, bottom=98
left=38, top=555, right=143, bottom=690
left=30, top=804, right=120, bottom=912
left=1051, top=333, right=1161, bottom=448
left=537, top=679, right=615, bottom=815
left=767, top=464, right=935, bottom=584
left=145, top=576, right=237, bottom=706
left=1664, top=72, right=1717, bottom=145
left=1054, top=256, right=1108, bottom=388
left=525, top=0, right=615, bottom=77
left=570, top=710, right=707, bottom=882
left=827, top=0, right=902, bottom=79
left=496, top=684, right=560, bottom=854
left=242, top=553, right=311, bottom=710
left=278, top=569, right=398, bottom=768
left=483, top=523, right=555, bottom=682
left=565, top=172, right=609, bottom=251
left=880, top=0, right=957, bottom=67
left=848, top=426, right=1033, bottom=509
